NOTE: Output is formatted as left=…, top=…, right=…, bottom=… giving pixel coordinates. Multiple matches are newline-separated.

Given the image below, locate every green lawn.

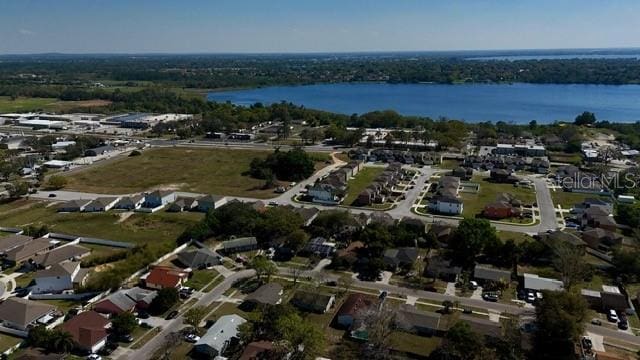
left=497, top=231, right=534, bottom=244
left=389, top=332, right=441, bottom=356
left=0, top=96, right=111, bottom=113
left=460, top=175, right=536, bottom=218
left=131, top=327, right=161, bottom=349
left=550, top=190, right=611, bottom=208
left=184, top=269, right=219, bottom=290
left=0, top=333, right=22, bottom=353
left=438, top=159, right=460, bottom=170
left=342, top=166, right=386, bottom=206
left=63, top=147, right=329, bottom=198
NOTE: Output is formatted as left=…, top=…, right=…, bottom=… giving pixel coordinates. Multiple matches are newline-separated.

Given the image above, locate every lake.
left=208, top=83, right=640, bottom=123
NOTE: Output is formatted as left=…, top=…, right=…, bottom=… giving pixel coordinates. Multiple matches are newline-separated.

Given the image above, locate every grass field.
left=550, top=190, right=611, bottom=208
left=342, top=166, right=386, bottom=206
left=460, top=175, right=536, bottom=218
left=390, top=332, right=441, bottom=357
left=184, top=269, right=219, bottom=290
left=63, top=147, right=329, bottom=198
left=0, top=202, right=201, bottom=249
left=0, top=96, right=111, bottom=113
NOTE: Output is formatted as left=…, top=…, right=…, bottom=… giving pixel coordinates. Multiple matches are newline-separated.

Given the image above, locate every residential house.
left=93, top=291, right=136, bottom=315
left=582, top=228, right=623, bottom=252
left=395, top=304, right=442, bottom=336
left=523, top=273, right=563, bottom=292
left=335, top=293, right=376, bottom=328
left=451, top=167, right=472, bottom=181
left=83, top=197, right=120, bottom=212
left=144, top=266, right=188, bottom=290
left=582, top=207, right=617, bottom=231
left=571, top=198, right=614, bottom=215
left=33, top=261, right=89, bottom=294
left=302, top=237, right=336, bottom=258
left=194, top=314, right=246, bottom=358
left=122, top=287, right=157, bottom=310
left=309, top=183, right=343, bottom=204
left=483, top=201, right=519, bottom=219
left=427, top=223, right=454, bottom=244
left=425, top=256, right=462, bottom=282
left=239, top=341, right=274, bottom=360
left=113, top=194, right=145, bottom=210
left=581, top=285, right=629, bottom=312
left=242, top=283, right=283, bottom=310
left=167, top=197, right=199, bottom=212
left=4, top=237, right=54, bottom=265
left=383, top=247, right=419, bottom=270
left=473, top=265, right=512, bottom=285
left=32, top=244, right=90, bottom=268
left=176, top=247, right=221, bottom=269
left=490, top=168, right=518, bottom=183
left=57, top=199, right=91, bottom=213
left=221, top=237, right=258, bottom=254
left=61, top=311, right=111, bottom=353
left=84, top=145, right=115, bottom=157
left=537, top=230, right=586, bottom=254
left=0, top=297, right=58, bottom=332
left=290, top=290, right=335, bottom=314
left=0, top=234, right=33, bottom=254
left=143, top=190, right=176, bottom=208
left=430, top=176, right=463, bottom=215
left=197, top=195, right=227, bottom=213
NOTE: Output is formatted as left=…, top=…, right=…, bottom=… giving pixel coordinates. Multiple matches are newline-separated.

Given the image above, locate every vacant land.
left=64, top=147, right=329, bottom=198
left=342, top=166, right=386, bottom=206
left=0, top=96, right=111, bottom=113
left=551, top=190, right=611, bottom=208
left=184, top=269, right=219, bottom=290
left=460, top=175, right=536, bottom=218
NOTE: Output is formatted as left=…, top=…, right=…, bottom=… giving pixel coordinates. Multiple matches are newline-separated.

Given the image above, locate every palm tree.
left=51, top=330, right=75, bottom=354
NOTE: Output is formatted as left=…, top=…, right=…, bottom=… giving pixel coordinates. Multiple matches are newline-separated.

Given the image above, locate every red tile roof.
left=61, top=311, right=110, bottom=350
left=145, top=266, right=187, bottom=289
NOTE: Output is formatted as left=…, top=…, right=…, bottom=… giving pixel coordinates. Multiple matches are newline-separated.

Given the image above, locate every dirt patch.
left=93, top=263, right=115, bottom=273
left=149, top=183, right=188, bottom=191
left=117, top=212, right=134, bottom=223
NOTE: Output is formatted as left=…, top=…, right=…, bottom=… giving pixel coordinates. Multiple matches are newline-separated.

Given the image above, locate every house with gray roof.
left=194, top=314, right=246, bottom=358
left=395, top=304, right=442, bottom=336
left=33, top=261, right=89, bottom=294
left=84, top=145, right=115, bottom=157
left=57, top=199, right=91, bottom=213
left=0, top=234, right=33, bottom=254
left=290, top=290, right=335, bottom=314
left=143, top=190, right=176, bottom=208
left=32, top=244, right=90, bottom=268
left=473, top=265, right=512, bottom=285
left=83, top=197, right=120, bottom=212
left=197, top=195, right=227, bottom=213
left=0, top=297, right=58, bottom=332
left=93, top=291, right=137, bottom=315
left=242, top=283, right=283, bottom=309
left=167, top=197, right=199, bottom=212
left=221, top=237, right=258, bottom=254
left=523, top=273, right=563, bottom=291
left=383, top=247, right=419, bottom=270
left=114, top=194, right=145, bottom=210
left=4, top=237, right=54, bottom=265
left=176, top=247, right=221, bottom=269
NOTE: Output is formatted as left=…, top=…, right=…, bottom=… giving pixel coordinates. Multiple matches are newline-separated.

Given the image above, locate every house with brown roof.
left=582, top=228, right=623, bottom=252
left=4, top=237, right=54, bottom=265
left=93, top=287, right=157, bottom=315
left=61, top=311, right=111, bottom=353
left=335, top=293, right=376, bottom=328
left=0, top=297, right=58, bottom=332
left=144, top=266, right=188, bottom=290
left=239, top=340, right=274, bottom=360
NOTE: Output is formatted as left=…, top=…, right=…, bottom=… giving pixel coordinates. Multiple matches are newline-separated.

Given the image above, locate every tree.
left=6, top=181, right=28, bottom=198
left=275, top=312, right=325, bottom=359
left=250, top=255, right=277, bottom=281
left=551, top=242, right=589, bottom=289
left=184, top=306, right=208, bottom=334
left=534, top=290, right=588, bottom=358
left=430, top=322, right=484, bottom=360
left=150, top=288, right=179, bottom=315
left=448, top=218, right=498, bottom=268
left=112, top=311, right=138, bottom=335
left=361, top=304, right=396, bottom=358
left=612, top=247, right=640, bottom=282
left=574, top=111, right=597, bottom=126
left=285, top=229, right=310, bottom=254
left=46, top=175, right=68, bottom=190
left=50, top=330, right=75, bottom=353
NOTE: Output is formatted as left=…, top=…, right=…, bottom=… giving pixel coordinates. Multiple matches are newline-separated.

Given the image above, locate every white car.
left=608, top=309, right=619, bottom=322
left=87, top=354, right=102, bottom=360
left=526, top=292, right=536, bottom=303
left=469, top=281, right=479, bottom=290
left=184, top=333, right=201, bottom=343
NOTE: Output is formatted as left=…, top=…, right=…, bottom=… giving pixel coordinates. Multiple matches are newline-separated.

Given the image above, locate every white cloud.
left=18, top=29, right=35, bottom=36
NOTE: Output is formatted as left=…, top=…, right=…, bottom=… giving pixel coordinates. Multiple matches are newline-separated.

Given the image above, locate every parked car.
left=469, top=281, right=479, bottom=290
left=590, top=319, right=602, bottom=326
left=137, top=310, right=149, bottom=319
left=120, top=334, right=134, bottom=343
left=607, top=309, right=619, bottom=323
left=325, top=280, right=338, bottom=287
left=526, top=292, right=536, bottom=303
left=184, top=333, right=200, bottom=343
left=482, top=292, right=499, bottom=302
left=48, top=193, right=57, bottom=198
left=165, top=310, right=179, bottom=320
left=581, top=337, right=593, bottom=350
left=86, top=355, right=102, bottom=360
left=618, top=320, right=629, bottom=330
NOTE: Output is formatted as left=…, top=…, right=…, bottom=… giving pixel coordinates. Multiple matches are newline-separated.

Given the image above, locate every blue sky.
left=0, top=0, right=639, bottom=54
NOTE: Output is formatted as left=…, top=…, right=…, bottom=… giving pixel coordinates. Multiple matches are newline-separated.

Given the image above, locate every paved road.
left=115, top=269, right=255, bottom=360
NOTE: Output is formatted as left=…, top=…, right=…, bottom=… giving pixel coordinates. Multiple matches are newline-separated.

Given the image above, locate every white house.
left=434, top=196, right=464, bottom=215
left=33, top=261, right=89, bottom=294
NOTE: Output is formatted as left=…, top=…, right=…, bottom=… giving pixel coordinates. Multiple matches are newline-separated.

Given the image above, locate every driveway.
left=116, top=269, right=255, bottom=360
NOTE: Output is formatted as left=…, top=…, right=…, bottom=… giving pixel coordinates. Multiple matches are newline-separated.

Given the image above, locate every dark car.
left=48, top=193, right=57, bottom=198
left=618, top=321, right=629, bottom=330
left=165, top=311, right=179, bottom=320
left=137, top=311, right=149, bottom=319
left=482, top=292, right=499, bottom=302
left=99, top=342, right=119, bottom=355
left=120, top=334, right=134, bottom=343
left=325, top=280, right=338, bottom=287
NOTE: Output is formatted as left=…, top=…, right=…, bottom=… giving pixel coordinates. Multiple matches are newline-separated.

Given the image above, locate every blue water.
left=208, top=83, right=640, bottom=123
